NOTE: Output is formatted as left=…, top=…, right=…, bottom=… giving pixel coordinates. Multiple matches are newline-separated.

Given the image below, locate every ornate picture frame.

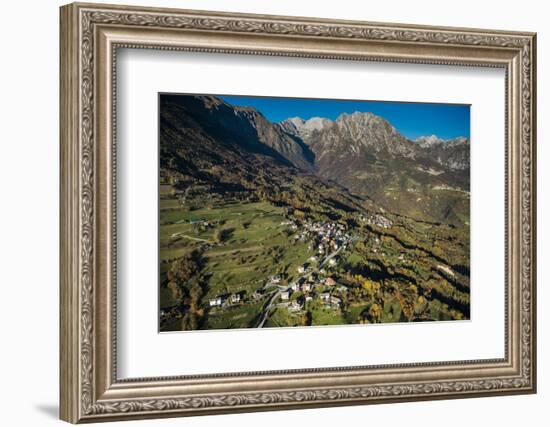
left=60, top=2, right=536, bottom=423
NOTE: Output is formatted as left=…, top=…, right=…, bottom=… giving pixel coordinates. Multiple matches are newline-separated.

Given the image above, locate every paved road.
left=256, top=290, right=281, bottom=328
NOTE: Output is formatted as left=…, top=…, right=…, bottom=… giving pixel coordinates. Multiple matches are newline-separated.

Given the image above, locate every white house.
left=280, top=290, right=291, bottom=300
left=269, top=275, right=281, bottom=284
left=230, top=293, right=241, bottom=304
left=289, top=301, right=302, bottom=312
left=328, top=258, right=337, bottom=267
left=297, top=265, right=306, bottom=274
left=209, top=297, right=223, bottom=307
left=291, top=282, right=300, bottom=291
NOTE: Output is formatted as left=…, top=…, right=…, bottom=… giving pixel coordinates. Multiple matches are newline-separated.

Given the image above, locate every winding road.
left=256, top=290, right=281, bottom=328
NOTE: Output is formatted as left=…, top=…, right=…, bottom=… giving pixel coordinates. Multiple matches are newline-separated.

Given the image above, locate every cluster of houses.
left=208, top=292, right=242, bottom=308
left=359, top=213, right=393, bottom=229
left=320, top=292, right=342, bottom=309
left=308, top=221, right=351, bottom=253
left=278, top=273, right=344, bottom=311
left=288, top=219, right=352, bottom=254
left=278, top=289, right=343, bottom=312
left=267, top=275, right=282, bottom=286
left=259, top=219, right=356, bottom=314
left=192, top=219, right=214, bottom=227
left=206, top=219, right=357, bottom=317
left=205, top=276, right=348, bottom=321
left=287, top=273, right=336, bottom=294
left=295, top=255, right=337, bottom=277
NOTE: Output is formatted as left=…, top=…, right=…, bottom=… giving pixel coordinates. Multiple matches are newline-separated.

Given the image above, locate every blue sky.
left=219, top=95, right=470, bottom=140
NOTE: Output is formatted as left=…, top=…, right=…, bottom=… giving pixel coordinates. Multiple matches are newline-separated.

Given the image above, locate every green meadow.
left=160, top=200, right=311, bottom=326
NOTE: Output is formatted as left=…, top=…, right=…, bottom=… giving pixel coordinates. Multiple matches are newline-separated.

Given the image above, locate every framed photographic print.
left=60, top=2, right=537, bottom=423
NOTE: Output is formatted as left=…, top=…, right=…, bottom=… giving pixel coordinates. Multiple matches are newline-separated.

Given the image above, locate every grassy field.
left=160, top=199, right=313, bottom=328
left=310, top=306, right=345, bottom=326
left=264, top=306, right=304, bottom=328
left=207, top=301, right=265, bottom=329
left=159, top=190, right=470, bottom=331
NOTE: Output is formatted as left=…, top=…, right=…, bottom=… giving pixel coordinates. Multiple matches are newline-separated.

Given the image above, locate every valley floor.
left=159, top=193, right=470, bottom=332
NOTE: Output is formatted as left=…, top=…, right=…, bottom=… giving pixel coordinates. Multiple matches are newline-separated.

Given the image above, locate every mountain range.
left=160, top=94, right=470, bottom=225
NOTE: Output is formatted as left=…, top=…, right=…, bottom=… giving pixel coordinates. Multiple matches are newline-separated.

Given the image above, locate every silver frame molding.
left=60, top=2, right=537, bottom=423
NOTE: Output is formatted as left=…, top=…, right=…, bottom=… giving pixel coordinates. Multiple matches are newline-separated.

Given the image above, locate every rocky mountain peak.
left=447, top=136, right=469, bottom=146
left=161, top=95, right=315, bottom=171
left=335, top=111, right=399, bottom=139
left=416, top=135, right=469, bottom=148
left=161, top=93, right=471, bottom=226
left=279, top=116, right=333, bottom=140
left=337, top=110, right=375, bottom=122
left=233, top=105, right=266, bottom=127
left=278, top=117, right=333, bottom=139
left=414, top=135, right=470, bottom=171
left=288, top=116, right=332, bottom=131
left=415, top=135, right=443, bottom=148
left=303, top=116, right=333, bottom=131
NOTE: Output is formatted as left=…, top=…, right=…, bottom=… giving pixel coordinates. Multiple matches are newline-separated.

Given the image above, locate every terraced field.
left=160, top=200, right=314, bottom=329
